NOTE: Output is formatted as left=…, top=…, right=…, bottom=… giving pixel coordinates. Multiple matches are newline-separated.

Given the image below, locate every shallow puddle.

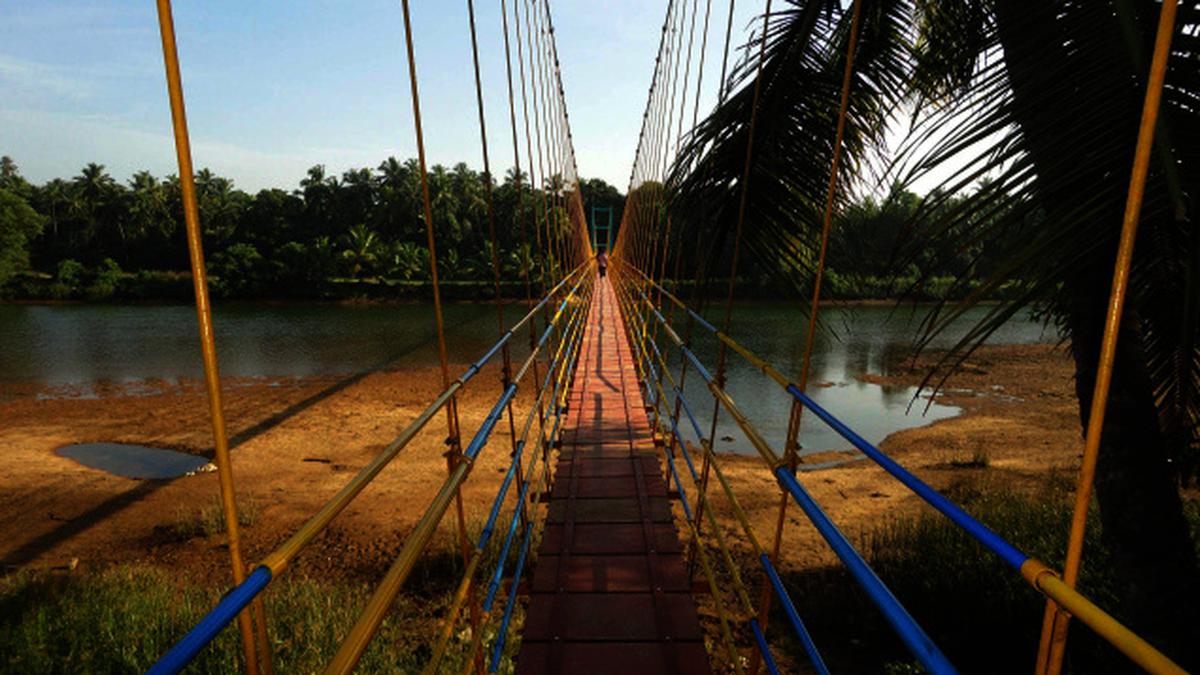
left=57, top=443, right=211, bottom=480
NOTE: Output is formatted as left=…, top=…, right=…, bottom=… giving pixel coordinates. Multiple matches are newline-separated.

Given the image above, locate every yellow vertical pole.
left=152, top=2, right=266, bottom=673
left=1035, top=2, right=1179, bottom=673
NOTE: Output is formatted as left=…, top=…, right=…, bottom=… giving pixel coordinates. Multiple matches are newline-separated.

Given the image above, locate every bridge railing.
left=149, top=263, right=594, bottom=675
left=610, top=260, right=1185, bottom=675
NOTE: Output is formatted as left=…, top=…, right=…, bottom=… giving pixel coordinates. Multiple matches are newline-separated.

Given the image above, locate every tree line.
left=0, top=153, right=1021, bottom=302
left=0, top=155, right=624, bottom=300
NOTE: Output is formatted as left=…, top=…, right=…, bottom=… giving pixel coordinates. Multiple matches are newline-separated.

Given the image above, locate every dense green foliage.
left=0, top=164, right=45, bottom=287
left=0, top=525, right=527, bottom=673
left=0, top=154, right=1017, bottom=302
left=0, top=156, right=624, bottom=300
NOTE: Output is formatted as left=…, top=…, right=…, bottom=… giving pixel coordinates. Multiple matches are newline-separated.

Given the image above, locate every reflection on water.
left=0, top=303, right=502, bottom=384
left=3, top=301, right=1055, bottom=458
left=57, top=443, right=212, bottom=480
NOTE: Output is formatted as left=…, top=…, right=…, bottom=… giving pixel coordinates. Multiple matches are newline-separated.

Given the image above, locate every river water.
left=1, top=301, right=1056, bottom=460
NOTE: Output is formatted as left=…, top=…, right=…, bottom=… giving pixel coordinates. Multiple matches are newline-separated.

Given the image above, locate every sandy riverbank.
left=0, top=342, right=1083, bottom=585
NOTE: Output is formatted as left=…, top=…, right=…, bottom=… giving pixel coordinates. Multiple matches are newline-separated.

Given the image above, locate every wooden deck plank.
left=515, top=277, right=711, bottom=675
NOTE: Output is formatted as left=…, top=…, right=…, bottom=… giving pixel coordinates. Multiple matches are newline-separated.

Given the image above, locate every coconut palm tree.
left=669, top=0, right=1199, bottom=665
left=299, top=164, right=339, bottom=239
left=376, top=156, right=420, bottom=241
left=124, top=170, right=172, bottom=268
left=383, top=240, right=429, bottom=280
left=194, top=168, right=244, bottom=246
left=339, top=223, right=380, bottom=278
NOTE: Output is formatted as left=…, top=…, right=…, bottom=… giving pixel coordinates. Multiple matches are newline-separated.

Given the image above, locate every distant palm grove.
left=0, top=155, right=624, bottom=301
left=0, top=154, right=1018, bottom=302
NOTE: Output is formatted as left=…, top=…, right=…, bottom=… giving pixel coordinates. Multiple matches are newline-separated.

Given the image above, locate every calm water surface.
left=672, top=303, right=1055, bottom=456
left=0, top=303, right=503, bottom=385
left=57, top=442, right=212, bottom=480
left=2, top=301, right=1056, bottom=460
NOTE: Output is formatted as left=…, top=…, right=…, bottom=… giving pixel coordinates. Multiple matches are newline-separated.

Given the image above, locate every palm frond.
left=666, top=0, right=916, bottom=316
left=897, top=0, right=1200, bottom=476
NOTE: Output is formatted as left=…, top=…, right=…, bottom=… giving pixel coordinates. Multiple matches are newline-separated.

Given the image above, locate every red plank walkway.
left=515, top=276, right=711, bottom=675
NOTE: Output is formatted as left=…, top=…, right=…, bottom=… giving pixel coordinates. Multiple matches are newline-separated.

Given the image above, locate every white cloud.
left=0, top=107, right=398, bottom=192
left=0, top=54, right=95, bottom=100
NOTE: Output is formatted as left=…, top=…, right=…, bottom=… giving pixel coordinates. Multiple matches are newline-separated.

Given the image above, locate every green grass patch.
left=0, top=567, right=442, bottom=673
left=0, top=527, right=533, bottom=673
left=166, top=500, right=260, bottom=541
left=946, top=449, right=991, bottom=469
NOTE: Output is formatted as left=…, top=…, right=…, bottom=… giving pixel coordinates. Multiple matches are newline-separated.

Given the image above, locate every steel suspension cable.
left=659, top=0, right=711, bottom=568
left=501, top=0, right=536, bottom=311
left=653, top=0, right=692, bottom=296
left=621, top=0, right=676, bottom=270
left=515, top=0, right=551, bottom=299
left=530, top=0, right=573, bottom=381
left=691, top=0, right=768, bottom=600
left=464, top=1, right=514, bottom=669
left=500, top=0, right=547, bottom=540
left=613, top=263, right=829, bottom=673
left=541, top=2, right=572, bottom=279
left=679, top=0, right=736, bottom=571
left=642, top=0, right=684, bottom=357
left=325, top=268, right=590, bottom=673
left=648, top=0, right=706, bottom=477
left=326, top=2, right=460, bottom=668
left=536, top=1, right=567, bottom=287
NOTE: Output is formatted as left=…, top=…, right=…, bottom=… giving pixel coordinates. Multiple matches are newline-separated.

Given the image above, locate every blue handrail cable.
left=774, top=467, right=955, bottom=673
left=620, top=277, right=956, bottom=673
left=147, top=271, right=590, bottom=674
left=786, top=386, right=1028, bottom=571
left=750, top=618, right=782, bottom=675
left=759, top=553, right=830, bottom=675
left=148, top=567, right=272, bottom=675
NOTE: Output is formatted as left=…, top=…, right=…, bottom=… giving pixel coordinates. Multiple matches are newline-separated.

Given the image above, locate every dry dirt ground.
left=0, top=343, right=1083, bottom=586
left=697, top=343, right=1084, bottom=573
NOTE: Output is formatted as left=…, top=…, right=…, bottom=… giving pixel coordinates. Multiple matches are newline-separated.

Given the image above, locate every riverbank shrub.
left=49, top=259, right=85, bottom=299
left=0, top=188, right=44, bottom=287
left=165, top=499, right=260, bottom=541
left=85, top=258, right=123, bottom=300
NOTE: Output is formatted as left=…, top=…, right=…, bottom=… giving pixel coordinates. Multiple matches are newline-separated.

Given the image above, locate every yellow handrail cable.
left=423, top=284, right=592, bottom=673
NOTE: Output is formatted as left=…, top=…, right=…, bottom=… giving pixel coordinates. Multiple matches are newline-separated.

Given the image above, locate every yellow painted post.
left=152, top=1, right=267, bottom=672
left=1036, top=2, right=1180, bottom=673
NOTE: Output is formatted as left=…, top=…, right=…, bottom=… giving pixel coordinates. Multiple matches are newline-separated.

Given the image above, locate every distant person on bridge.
left=597, top=249, right=608, bottom=278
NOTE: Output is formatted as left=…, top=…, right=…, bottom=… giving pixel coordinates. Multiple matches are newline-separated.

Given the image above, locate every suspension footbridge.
left=138, top=0, right=1189, bottom=673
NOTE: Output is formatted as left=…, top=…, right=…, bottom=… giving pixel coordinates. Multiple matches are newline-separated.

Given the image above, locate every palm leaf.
left=663, top=0, right=916, bottom=324
left=895, top=0, right=1200, bottom=477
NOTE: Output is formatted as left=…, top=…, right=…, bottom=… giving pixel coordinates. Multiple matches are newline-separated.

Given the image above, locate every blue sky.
left=0, top=1, right=763, bottom=193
